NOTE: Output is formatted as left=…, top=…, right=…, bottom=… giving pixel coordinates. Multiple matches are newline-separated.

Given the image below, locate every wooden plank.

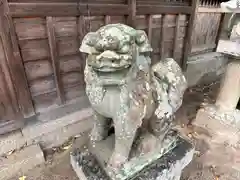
left=182, top=0, right=199, bottom=70
left=214, top=13, right=225, bottom=51
left=78, top=16, right=87, bottom=85
left=147, top=15, right=153, bottom=44
left=173, top=14, right=181, bottom=59
left=9, top=3, right=129, bottom=17
left=137, top=5, right=192, bottom=15
left=104, top=15, right=111, bottom=25
left=0, top=22, right=19, bottom=116
left=55, top=17, right=78, bottom=37
left=58, top=37, right=79, bottom=57
left=14, top=18, right=47, bottom=40
left=87, top=4, right=129, bottom=16
left=46, top=17, right=65, bottom=104
left=0, top=120, right=25, bottom=135
left=29, top=76, right=55, bottom=97
left=128, top=0, right=136, bottom=28
left=137, top=0, right=190, bottom=6
left=19, top=39, right=50, bottom=62
left=160, top=14, right=166, bottom=59
left=0, top=0, right=35, bottom=117
left=191, top=44, right=216, bottom=55
left=198, top=7, right=240, bottom=13
left=198, top=7, right=223, bottom=13
left=0, top=64, right=16, bottom=120
left=24, top=60, right=53, bottom=81
left=59, top=54, right=82, bottom=73
left=9, top=2, right=81, bottom=17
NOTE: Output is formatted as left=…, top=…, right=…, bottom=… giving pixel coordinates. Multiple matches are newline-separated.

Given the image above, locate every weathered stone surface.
left=215, top=61, right=240, bottom=111
left=23, top=108, right=93, bottom=146
left=80, top=23, right=188, bottom=170
left=217, top=39, right=240, bottom=57
left=0, top=130, right=26, bottom=157
left=194, top=105, right=240, bottom=172
left=89, top=132, right=178, bottom=180
left=185, top=52, right=228, bottom=87
left=70, top=137, right=194, bottom=180
left=194, top=106, right=240, bottom=146
left=32, top=117, right=93, bottom=149
left=0, top=144, right=45, bottom=180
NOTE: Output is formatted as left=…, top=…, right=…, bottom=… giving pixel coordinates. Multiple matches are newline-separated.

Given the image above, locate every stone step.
left=0, top=144, right=45, bottom=180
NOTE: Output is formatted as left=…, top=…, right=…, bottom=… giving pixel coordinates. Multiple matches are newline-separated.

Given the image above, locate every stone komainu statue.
left=80, top=24, right=187, bottom=169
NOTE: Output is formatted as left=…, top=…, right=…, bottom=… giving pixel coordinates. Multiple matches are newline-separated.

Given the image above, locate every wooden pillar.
left=0, top=0, right=35, bottom=118
left=147, top=15, right=153, bottom=44
left=160, top=14, right=166, bottom=59
left=215, top=61, right=240, bottom=111
left=173, top=14, right=181, bottom=60
left=78, top=15, right=87, bottom=86
left=182, top=0, right=199, bottom=70
left=46, top=16, right=65, bottom=104
left=128, top=0, right=137, bottom=28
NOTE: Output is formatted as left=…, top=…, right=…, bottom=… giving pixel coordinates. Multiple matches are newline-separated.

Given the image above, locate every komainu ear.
left=135, top=30, right=153, bottom=54
left=79, top=32, right=99, bottom=54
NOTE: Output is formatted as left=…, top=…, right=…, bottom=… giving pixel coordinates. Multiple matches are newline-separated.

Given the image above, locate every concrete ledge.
left=22, top=108, right=93, bottom=141
left=185, top=52, right=228, bottom=87
left=0, top=108, right=93, bottom=157
left=0, top=131, right=26, bottom=157
left=32, top=117, right=93, bottom=149
left=0, top=144, right=45, bottom=180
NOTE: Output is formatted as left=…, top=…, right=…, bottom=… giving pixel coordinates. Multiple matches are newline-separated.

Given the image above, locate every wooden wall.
left=4, top=0, right=197, bottom=115
left=191, top=0, right=224, bottom=55
left=0, top=0, right=203, bottom=134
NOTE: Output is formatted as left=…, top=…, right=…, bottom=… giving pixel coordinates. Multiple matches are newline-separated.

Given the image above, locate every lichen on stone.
left=80, top=23, right=187, bottom=171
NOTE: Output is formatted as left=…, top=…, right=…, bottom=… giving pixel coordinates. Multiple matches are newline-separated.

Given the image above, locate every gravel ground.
left=10, top=81, right=237, bottom=180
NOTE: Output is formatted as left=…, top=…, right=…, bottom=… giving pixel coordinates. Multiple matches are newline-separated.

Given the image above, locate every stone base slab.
left=194, top=105, right=240, bottom=146
left=0, top=144, right=45, bottom=180
left=70, top=137, right=194, bottom=180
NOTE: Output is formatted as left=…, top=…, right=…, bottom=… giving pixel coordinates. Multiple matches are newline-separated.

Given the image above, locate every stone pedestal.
left=70, top=136, right=194, bottom=180
left=192, top=13, right=240, bottom=173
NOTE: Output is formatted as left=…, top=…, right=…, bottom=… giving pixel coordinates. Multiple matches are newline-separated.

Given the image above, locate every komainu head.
left=80, top=24, right=152, bottom=72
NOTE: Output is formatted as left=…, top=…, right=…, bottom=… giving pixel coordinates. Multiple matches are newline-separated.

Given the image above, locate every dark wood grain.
left=9, top=3, right=129, bottom=17
left=137, top=5, right=192, bottom=15
left=214, top=13, right=225, bottom=51
left=173, top=14, right=181, bottom=59
left=0, top=0, right=35, bottom=118
left=104, top=15, right=111, bottom=25
left=182, top=0, right=199, bottom=70
left=147, top=15, right=153, bottom=44
left=46, top=16, right=65, bottom=104
left=160, top=14, right=166, bottom=59
left=127, top=0, right=136, bottom=28
left=0, top=0, right=225, bottom=131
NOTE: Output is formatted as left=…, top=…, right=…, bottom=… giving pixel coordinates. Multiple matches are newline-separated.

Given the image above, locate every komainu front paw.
left=107, top=152, right=128, bottom=170
left=90, top=127, right=108, bottom=142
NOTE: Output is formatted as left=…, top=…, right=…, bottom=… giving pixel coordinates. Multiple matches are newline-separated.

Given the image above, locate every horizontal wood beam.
left=137, top=5, right=192, bottom=15
left=191, top=44, right=216, bottom=55
left=8, top=3, right=192, bottom=17
left=198, top=7, right=240, bottom=13
left=198, top=7, right=223, bottom=13
left=8, top=3, right=129, bottom=17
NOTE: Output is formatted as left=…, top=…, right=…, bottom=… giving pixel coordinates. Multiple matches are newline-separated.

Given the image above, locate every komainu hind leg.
left=149, top=115, right=174, bottom=142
